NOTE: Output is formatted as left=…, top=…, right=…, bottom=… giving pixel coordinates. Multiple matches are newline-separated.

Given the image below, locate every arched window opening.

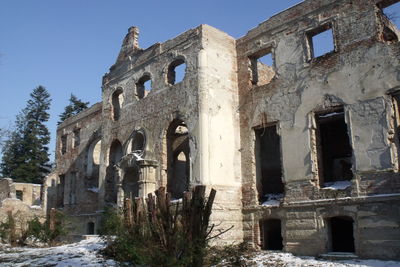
left=167, top=59, right=186, bottom=85
left=109, top=140, right=123, bottom=166
left=111, top=89, right=124, bottom=121
left=379, top=1, right=400, bottom=42
left=93, top=141, right=102, bottom=165
left=260, top=219, right=283, bottom=250
left=86, top=139, right=101, bottom=188
left=167, top=119, right=190, bottom=199
left=105, top=140, right=123, bottom=204
left=327, top=216, right=355, bottom=253
left=126, top=130, right=146, bottom=155
left=136, top=75, right=152, bottom=99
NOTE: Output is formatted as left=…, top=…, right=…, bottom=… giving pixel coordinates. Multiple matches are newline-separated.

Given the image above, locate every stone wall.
left=14, top=183, right=42, bottom=206
left=0, top=178, right=44, bottom=229
left=0, top=178, right=14, bottom=201
left=237, top=0, right=400, bottom=260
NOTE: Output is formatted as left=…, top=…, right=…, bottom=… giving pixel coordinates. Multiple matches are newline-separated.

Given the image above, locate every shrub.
left=42, top=210, right=68, bottom=245
left=0, top=210, right=67, bottom=247
left=100, top=186, right=223, bottom=267
left=0, top=211, right=16, bottom=245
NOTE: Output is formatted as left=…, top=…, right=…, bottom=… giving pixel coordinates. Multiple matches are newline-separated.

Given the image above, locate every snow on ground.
left=0, top=237, right=117, bottom=267
left=244, top=251, right=400, bottom=267
left=0, top=238, right=399, bottom=267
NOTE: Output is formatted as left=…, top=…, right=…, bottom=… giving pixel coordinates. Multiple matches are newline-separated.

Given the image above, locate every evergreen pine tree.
left=0, top=86, right=51, bottom=183
left=58, top=94, right=89, bottom=124
left=0, top=113, right=26, bottom=178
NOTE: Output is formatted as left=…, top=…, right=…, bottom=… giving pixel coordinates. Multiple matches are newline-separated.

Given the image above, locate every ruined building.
left=46, top=0, right=400, bottom=259
left=0, top=178, right=44, bottom=224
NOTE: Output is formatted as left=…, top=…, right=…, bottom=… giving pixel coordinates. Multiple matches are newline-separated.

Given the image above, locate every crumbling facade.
left=0, top=178, right=44, bottom=225
left=48, top=0, right=400, bottom=259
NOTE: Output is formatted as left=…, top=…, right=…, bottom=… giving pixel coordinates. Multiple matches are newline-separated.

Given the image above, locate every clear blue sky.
left=0, top=0, right=399, bottom=161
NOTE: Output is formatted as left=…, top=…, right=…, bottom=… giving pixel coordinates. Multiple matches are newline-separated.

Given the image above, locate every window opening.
left=260, top=219, right=283, bottom=250
left=68, top=172, right=77, bottom=205
left=58, top=174, right=65, bottom=207
left=379, top=1, right=400, bottom=42
left=86, top=139, right=101, bottom=188
left=136, top=75, right=151, bottom=99
left=61, top=135, right=67, bottom=155
left=315, top=108, right=353, bottom=187
left=105, top=140, right=123, bottom=204
left=307, top=24, right=335, bottom=59
left=167, top=59, right=186, bottom=85
left=255, top=124, right=284, bottom=202
left=123, top=168, right=140, bottom=200
left=328, top=216, right=355, bottom=253
left=16, top=190, right=23, bottom=201
left=93, top=140, right=101, bottom=165
left=111, top=89, right=123, bottom=121
left=167, top=120, right=190, bottom=199
left=87, top=222, right=95, bottom=235
left=381, top=1, right=400, bottom=27
left=127, top=130, right=145, bottom=154
left=250, top=48, right=275, bottom=86
left=73, top=128, right=80, bottom=148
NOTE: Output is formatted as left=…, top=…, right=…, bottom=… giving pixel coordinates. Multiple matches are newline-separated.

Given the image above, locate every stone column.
left=115, top=165, right=125, bottom=207
left=137, top=159, right=158, bottom=197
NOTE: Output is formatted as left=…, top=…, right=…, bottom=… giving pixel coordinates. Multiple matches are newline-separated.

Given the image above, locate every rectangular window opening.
left=315, top=108, right=353, bottom=187
left=255, top=124, right=284, bottom=203
left=73, top=129, right=80, bottom=148
left=58, top=174, right=65, bottom=208
left=69, top=172, right=77, bottom=205
left=61, top=135, right=67, bottom=155
left=307, top=24, right=335, bottom=59
left=16, top=190, right=23, bottom=201
left=250, top=48, right=275, bottom=86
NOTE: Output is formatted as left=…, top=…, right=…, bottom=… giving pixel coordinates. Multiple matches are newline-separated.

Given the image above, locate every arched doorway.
left=105, top=140, right=123, bottom=204
left=166, top=119, right=190, bottom=199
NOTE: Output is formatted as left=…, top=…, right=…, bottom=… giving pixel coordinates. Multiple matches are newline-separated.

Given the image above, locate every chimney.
left=116, top=26, right=140, bottom=63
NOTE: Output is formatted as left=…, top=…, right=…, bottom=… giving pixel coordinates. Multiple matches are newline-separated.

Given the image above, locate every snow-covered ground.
left=0, top=237, right=117, bottom=267
left=0, top=238, right=399, bottom=267
left=243, top=251, right=400, bottom=267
